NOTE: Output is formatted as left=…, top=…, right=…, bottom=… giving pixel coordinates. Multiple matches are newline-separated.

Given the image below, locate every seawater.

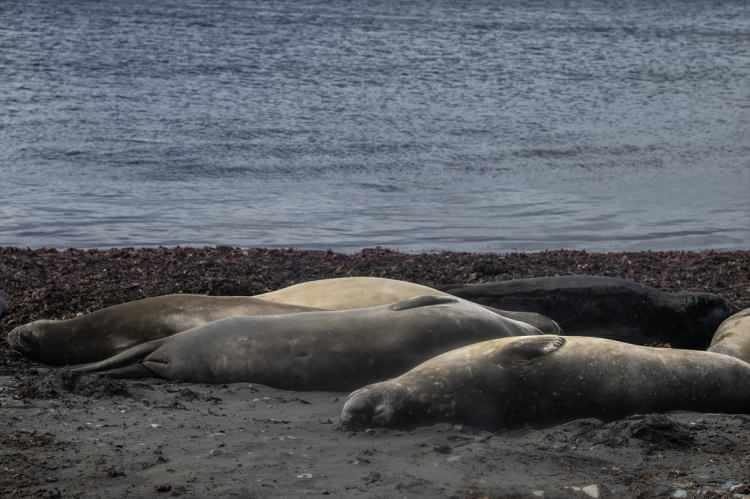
left=1, top=0, right=748, bottom=252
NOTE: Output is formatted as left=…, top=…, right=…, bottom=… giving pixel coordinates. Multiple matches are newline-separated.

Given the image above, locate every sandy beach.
left=2, top=247, right=749, bottom=498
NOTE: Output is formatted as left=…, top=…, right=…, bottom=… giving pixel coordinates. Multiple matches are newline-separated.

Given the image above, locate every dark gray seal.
left=341, top=335, right=750, bottom=430
left=7, top=295, right=318, bottom=365
left=444, top=275, right=733, bottom=348
left=708, top=308, right=750, bottom=363
left=71, top=296, right=541, bottom=391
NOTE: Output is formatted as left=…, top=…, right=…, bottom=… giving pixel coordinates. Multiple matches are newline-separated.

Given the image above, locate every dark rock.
left=0, top=289, right=7, bottom=318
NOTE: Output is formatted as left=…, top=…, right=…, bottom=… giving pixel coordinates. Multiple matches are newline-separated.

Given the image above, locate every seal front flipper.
left=71, top=337, right=167, bottom=376
left=389, top=295, right=458, bottom=311
left=492, top=335, right=566, bottom=367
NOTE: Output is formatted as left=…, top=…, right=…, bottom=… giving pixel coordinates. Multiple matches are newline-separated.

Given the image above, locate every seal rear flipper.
left=71, top=337, right=167, bottom=375
left=88, top=363, right=156, bottom=379
left=494, top=335, right=566, bottom=367
left=390, top=295, right=458, bottom=311
left=484, top=306, right=563, bottom=334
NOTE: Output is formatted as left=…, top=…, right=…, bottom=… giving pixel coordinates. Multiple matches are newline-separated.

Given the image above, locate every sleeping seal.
left=341, top=335, right=750, bottom=430
left=7, top=295, right=318, bottom=365
left=444, top=275, right=733, bottom=348
left=254, top=276, right=448, bottom=309
left=7, top=277, right=559, bottom=365
left=256, top=276, right=559, bottom=332
left=708, top=308, right=750, bottom=363
left=71, top=296, right=541, bottom=391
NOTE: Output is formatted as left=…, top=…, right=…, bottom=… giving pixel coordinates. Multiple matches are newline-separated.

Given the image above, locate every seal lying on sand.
left=444, top=275, right=733, bottom=348
left=708, top=308, right=750, bottom=363
left=8, top=295, right=318, bottom=365
left=341, top=335, right=750, bottom=430
left=7, top=277, right=559, bottom=365
left=257, top=276, right=558, bottom=332
left=71, top=296, right=541, bottom=391
left=255, top=276, right=448, bottom=309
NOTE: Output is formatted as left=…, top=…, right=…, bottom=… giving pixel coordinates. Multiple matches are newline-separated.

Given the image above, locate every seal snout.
left=341, top=385, right=399, bottom=428
left=7, top=324, right=42, bottom=359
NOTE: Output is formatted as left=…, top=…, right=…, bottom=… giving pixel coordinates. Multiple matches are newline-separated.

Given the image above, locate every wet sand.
left=2, top=247, right=749, bottom=498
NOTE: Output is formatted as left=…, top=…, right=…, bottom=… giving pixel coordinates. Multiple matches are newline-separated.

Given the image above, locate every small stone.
left=296, top=473, right=313, bottom=480
left=532, top=491, right=545, bottom=498
left=672, top=490, right=688, bottom=498
left=580, top=484, right=599, bottom=498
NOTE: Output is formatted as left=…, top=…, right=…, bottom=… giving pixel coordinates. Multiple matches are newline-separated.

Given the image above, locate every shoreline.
left=2, top=246, right=749, bottom=324
left=2, top=246, right=750, bottom=498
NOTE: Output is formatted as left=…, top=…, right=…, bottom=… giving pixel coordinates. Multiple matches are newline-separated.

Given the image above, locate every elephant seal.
left=708, top=308, right=750, bottom=363
left=7, top=295, right=318, bottom=366
left=444, top=275, right=733, bottom=348
left=254, top=276, right=448, bottom=309
left=71, top=296, right=542, bottom=391
left=7, top=278, right=559, bottom=366
left=341, top=335, right=750, bottom=430
left=256, top=276, right=560, bottom=334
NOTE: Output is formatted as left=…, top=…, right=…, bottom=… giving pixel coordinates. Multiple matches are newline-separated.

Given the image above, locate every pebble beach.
left=1, top=247, right=750, bottom=498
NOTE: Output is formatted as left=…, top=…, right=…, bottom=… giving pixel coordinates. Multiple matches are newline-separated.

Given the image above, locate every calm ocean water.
left=1, top=0, right=748, bottom=252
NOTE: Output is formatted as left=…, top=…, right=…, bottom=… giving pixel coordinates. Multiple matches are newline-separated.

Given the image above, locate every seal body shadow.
left=709, top=308, right=750, bottom=363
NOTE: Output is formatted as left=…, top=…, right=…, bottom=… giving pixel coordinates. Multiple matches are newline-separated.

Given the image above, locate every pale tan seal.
left=256, top=276, right=559, bottom=332
left=341, top=335, right=750, bottom=430
left=254, top=276, right=449, bottom=309
left=708, top=308, right=750, bottom=363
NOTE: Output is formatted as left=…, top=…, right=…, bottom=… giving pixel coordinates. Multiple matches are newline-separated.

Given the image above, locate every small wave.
left=353, top=182, right=405, bottom=193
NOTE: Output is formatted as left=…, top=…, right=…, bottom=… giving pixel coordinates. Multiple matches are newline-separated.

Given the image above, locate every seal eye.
left=7, top=325, right=41, bottom=358
left=372, top=404, right=395, bottom=425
